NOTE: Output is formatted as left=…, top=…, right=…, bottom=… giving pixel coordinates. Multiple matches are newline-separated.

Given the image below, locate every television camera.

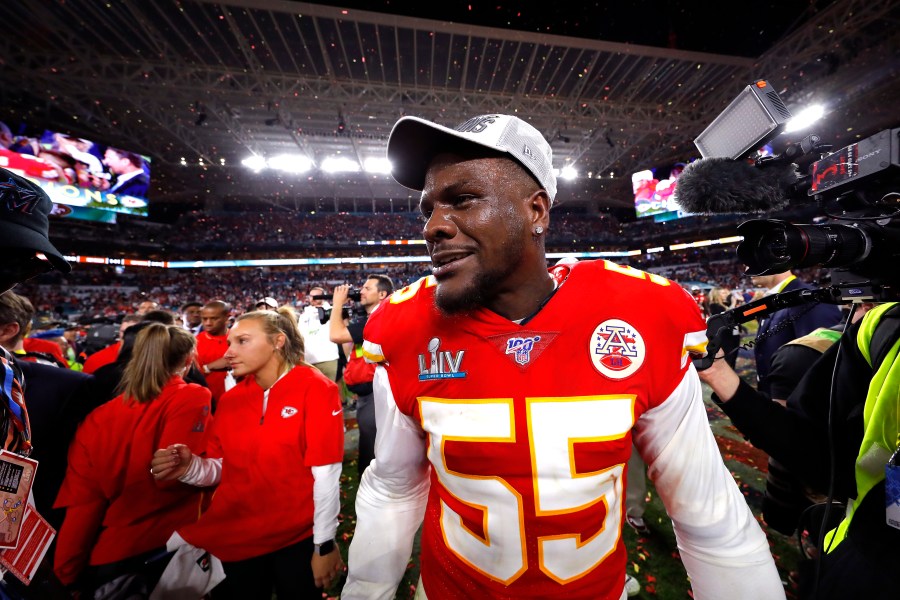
left=309, top=288, right=365, bottom=324
left=310, top=289, right=361, bottom=303
left=685, top=80, right=899, bottom=369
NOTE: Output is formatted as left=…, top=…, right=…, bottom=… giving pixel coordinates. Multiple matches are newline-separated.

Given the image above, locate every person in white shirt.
left=298, top=287, right=340, bottom=381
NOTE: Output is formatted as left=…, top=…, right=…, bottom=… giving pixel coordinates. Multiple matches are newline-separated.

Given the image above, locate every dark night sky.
left=309, top=0, right=839, bottom=57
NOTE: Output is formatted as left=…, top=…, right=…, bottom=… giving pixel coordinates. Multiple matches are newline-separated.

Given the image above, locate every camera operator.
left=749, top=270, right=841, bottom=394
left=699, top=301, right=900, bottom=599
left=298, top=286, right=340, bottom=381
left=329, top=275, right=393, bottom=479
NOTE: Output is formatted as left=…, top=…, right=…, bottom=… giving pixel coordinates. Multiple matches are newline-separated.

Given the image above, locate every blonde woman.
left=54, top=324, right=212, bottom=594
left=708, top=287, right=742, bottom=368
left=151, top=306, right=345, bottom=598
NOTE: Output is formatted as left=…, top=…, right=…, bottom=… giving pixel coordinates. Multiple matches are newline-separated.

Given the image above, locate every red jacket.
left=21, top=337, right=67, bottom=367
left=196, top=331, right=228, bottom=401
left=179, top=365, right=344, bottom=561
left=82, top=342, right=121, bottom=374
left=53, top=377, right=212, bottom=585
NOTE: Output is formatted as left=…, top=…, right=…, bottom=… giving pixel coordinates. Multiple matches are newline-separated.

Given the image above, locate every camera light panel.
left=694, top=81, right=792, bottom=160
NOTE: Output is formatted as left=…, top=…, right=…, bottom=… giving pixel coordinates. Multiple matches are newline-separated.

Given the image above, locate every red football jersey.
left=362, top=260, right=706, bottom=599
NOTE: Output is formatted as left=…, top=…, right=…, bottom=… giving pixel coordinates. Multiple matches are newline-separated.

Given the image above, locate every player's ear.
left=0, top=322, right=20, bottom=345
left=528, top=189, right=550, bottom=234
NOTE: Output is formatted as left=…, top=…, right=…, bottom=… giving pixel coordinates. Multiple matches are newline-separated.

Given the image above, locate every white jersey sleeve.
left=342, top=365, right=431, bottom=600
left=636, top=365, right=785, bottom=600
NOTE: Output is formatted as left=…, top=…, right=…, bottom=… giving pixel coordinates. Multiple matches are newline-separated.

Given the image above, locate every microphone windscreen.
left=675, top=157, right=798, bottom=214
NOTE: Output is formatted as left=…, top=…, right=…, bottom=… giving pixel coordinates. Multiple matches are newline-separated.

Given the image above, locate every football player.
left=341, top=115, right=784, bottom=599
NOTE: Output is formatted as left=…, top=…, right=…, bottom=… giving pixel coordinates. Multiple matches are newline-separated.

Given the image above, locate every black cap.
left=0, top=168, right=71, bottom=272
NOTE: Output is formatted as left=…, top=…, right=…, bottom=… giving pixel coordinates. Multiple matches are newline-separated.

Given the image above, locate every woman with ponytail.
left=151, top=306, right=345, bottom=598
left=54, top=323, right=212, bottom=595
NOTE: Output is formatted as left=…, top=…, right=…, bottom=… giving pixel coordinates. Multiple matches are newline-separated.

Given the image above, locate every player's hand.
left=311, top=543, right=344, bottom=589
left=150, top=444, right=193, bottom=480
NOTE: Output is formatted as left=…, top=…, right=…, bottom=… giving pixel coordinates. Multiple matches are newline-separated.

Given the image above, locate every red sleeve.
left=204, top=421, right=223, bottom=460
left=204, top=386, right=242, bottom=460
left=150, top=385, right=213, bottom=492
left=587, top=261, right=707, bottom=408
left=646, top=276, right=709, bottom=408
left=54, top=500, right=107, bottom=584
left=363, top=275, right=435, bottom=364
left=302, top=373, right=345, bottom=467
left=158, top=385, right=212, bottom=452
left=82, top=343, right=119, bottom=374
left=53, top=426, right=107, bottom=585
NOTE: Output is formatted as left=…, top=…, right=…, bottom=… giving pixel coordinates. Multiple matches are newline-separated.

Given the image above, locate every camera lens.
left=737, top=218, right=869, bottom=275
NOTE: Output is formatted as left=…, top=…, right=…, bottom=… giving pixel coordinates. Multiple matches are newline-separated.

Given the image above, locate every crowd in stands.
left=19, top=262, right=428, bottom=323
left=17, top=240, right=831, bottom=329
left=51, top=207, right=749, bottom=259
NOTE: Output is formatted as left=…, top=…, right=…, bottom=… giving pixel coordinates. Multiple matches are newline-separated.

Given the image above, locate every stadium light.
left=321, top=157, right=360, bottom=173
left=241, top=155, right=267, bottom=172
left=268, top=154, right=314, bottom=173
left=559, top=166, right=578, bottom=180
left=364, top=157, right=392, bottom=174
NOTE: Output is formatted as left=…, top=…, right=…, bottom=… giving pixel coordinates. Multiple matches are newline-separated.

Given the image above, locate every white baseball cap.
left=387, top=114, right=557, bottom=203
left=256, top=296, right=278, bottom=309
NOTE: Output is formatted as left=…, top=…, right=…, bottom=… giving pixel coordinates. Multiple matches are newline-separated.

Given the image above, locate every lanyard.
left=0, top=353, right=31, bottom=455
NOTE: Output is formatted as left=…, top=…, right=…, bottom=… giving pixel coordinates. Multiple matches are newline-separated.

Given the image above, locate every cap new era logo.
left=387, top=114, right=557, bottom=203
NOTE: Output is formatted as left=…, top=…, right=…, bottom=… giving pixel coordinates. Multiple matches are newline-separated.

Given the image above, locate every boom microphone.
left=675, top=157, right=799, bottom=214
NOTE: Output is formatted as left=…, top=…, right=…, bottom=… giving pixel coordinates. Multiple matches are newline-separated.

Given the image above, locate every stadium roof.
left=1, top=0, right=897, bottom=214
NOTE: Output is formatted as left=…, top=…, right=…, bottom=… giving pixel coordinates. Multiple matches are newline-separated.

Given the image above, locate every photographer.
left=699, top=301, right=900, bottom=599
left=298, top=286, right=340, bottom=381
left=329, top=275, right=393, bottom=479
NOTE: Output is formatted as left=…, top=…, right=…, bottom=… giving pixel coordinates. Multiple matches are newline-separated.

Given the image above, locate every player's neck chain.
left=515, top=276, right=560, bottom=326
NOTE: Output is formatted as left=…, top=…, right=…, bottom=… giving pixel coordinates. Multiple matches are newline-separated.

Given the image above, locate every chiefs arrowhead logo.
left=589, top=319, right=645, bottom=380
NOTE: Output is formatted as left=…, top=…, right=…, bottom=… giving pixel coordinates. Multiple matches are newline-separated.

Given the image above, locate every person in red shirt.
left=54, top=324, right=212, bottom=595
left=151, top=306, right=345, bottom=598
left=22, top=334, right=68, bottom=368
left=82, top=314, right=142, bottom=374
left=196, top=300, right=232, bottom=403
